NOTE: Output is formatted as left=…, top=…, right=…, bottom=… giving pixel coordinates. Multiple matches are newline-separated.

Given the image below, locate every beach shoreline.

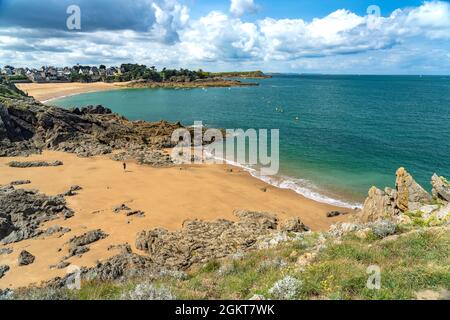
left=16, top=79, right=259, bottom=104
left=15, top=81, right=360, bottom=209
left=0, top=82, right=357, bottom=289
left=16, top=82, right=128, bottom=103
left=0, top=151, right=350, bottom=289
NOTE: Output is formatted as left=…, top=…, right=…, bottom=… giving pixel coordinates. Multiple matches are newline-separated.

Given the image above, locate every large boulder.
left=431, top=174, right=450, bottom=203
left=0, top=265, right=9, bottom=278
left=0, top=185, right=73, bottom=244
left=395, top=168, right=431, bottom=212
left=0, top=217, right=14, bottom=240
left=18, top=250, right=35, bottom=266
left=67, top=229, right=108, bottom=247
left=280, top=217, right=309, bottom=232
left=65, top=229, right=108, bottom=258
left=360, top=187, right=398, bottom=222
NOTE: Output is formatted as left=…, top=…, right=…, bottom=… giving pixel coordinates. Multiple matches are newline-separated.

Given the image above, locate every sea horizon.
left=48, top=74, right=450, bottom=208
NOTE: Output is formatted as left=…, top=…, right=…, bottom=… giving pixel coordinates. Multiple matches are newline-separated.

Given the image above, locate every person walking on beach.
left=123, top=162, right=127, bottom=171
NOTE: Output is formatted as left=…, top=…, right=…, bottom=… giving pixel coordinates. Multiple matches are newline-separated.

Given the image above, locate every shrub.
left=268, top=276, right=301, bottom=300
left=0, top=289, right=14, bottom=300
left=218, top=263, right=237, bottom=276
left=121, top=282, right=176, bottom=300
left=371, top=220, right=397, bottom=239
left=20, top=287, right=71, bottom=300
left=258, top=258, right=288, bottom=272
left=202, top=260, right=221, bottom=273
left=159, top=269, right=189, bottom=281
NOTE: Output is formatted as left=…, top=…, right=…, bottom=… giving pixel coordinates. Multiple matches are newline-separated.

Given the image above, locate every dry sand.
left=16, top=82, right=127, bottom=103
left=0, top=151, right=350, bottom=289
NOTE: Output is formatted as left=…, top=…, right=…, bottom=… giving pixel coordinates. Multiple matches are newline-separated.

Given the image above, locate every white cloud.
left=1, top=1, right=450, bottom=74
left=150, top=0, right=190, bottom=43
left=230, top=0, right=259, bottom=17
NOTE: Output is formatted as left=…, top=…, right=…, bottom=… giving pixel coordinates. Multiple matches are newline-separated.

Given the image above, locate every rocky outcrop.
left=434, top=203, right=450, bottom=220
left=110, top=146, right=173, bottom=167
left=68, top=230, right=108, bottom=247
left=45, top=249, right=160, bottom=288
left=360, top=187, right=399, bottom=222
left=113, top=204, right=131, bottom=213
left=8, top=160, right=63, bottom=168
left=61, top=185, right=82, bottom=197
left=65, top=229, right=108, bottom=258
left=0, top=265, right=9, bottom=278
left=280, top=217, right=309, bottom=232
left=49, top=262, right=70, bottom=270
left=0, top=247, right=13, bottom=255
left=360, top=168, right=433, bottom=222
left=326, top=211, right=347, bottom=218
left=0, top=82, right=185, bottom=159
left=18, top=250, right=35, bottom=266
left=43, top=226, right=71, bottom=237
left=0, top=185, right=74, bottom=244
left=431, top=174, right=450, bottom=202
left=10, top=180, right=31, bottom=186
left=360, top=168, right=450, bottom=223
left=395, top=167, right=432, bottom=212
left=136, top=210, right=286, bottom=270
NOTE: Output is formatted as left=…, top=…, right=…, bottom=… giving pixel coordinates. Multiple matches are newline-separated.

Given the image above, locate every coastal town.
left=1, top=64, right=119, bottom=83
left=0, top=64, right=269, bottom=84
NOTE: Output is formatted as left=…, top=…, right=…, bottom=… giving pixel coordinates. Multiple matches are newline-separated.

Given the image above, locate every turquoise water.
left=49, top=75, right=450, bottom=207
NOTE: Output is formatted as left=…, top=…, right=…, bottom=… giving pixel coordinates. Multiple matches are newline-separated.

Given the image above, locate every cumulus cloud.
left=177, top=1, right=450, bottom=63
left=0, top=0, right=450, bottom=73
left=230, top=0, right=259, bottom=17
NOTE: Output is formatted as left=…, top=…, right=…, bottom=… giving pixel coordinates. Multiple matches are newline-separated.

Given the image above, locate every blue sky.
left=187, top=0, right=426, bottom=20
left=1, top=0, right=450, bottom=74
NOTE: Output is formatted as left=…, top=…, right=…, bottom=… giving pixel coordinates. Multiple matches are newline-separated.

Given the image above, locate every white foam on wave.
left=204, top=150, right=362, bottom=209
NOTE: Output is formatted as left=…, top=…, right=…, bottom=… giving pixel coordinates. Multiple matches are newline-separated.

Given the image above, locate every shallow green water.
left=50, top=75, right=450, bottom=207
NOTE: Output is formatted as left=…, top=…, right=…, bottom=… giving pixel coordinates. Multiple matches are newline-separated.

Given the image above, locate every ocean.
left=49, top=75, right=450, bottom=208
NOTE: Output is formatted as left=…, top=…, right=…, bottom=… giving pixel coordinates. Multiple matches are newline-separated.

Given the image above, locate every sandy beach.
left=16, top=80, right=254, bottom=103
left=0, top=150, right=349, bottom=289
left=16, top=82, right=127, bottom=103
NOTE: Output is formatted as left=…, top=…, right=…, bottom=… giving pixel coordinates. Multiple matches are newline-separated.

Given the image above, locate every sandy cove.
left=0, top=150, right=349, bottom=289
left=2, top=83, right=350, bottom=289
left=16, top=82, right=127, bottom=103
left=16, top=79, right=255, bottom=103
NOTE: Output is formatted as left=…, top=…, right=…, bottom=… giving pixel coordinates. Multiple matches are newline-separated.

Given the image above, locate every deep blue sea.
left=49, top=75, right=450, bottom=207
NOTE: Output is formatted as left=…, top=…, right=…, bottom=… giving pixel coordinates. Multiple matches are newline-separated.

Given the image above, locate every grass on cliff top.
left=15, top=226, right=450, bottom=300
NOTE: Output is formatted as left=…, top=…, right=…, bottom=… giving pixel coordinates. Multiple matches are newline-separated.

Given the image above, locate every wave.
left=204, top=150, right=362, bottom=209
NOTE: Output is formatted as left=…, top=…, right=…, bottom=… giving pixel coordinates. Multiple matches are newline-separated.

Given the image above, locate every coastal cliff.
left=0, top=79, right=184, bottom=162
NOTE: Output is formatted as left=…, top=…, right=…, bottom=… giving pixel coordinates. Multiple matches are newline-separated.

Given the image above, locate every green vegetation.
left=5, top=75, right=29, bottom=82
left=106, top=64, right=210, bottom=83
left=0, top=78, right=28, bottom=104
left=12, top=225, right=449, bottom=300
left=210, top=71, right=270, bottom=78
